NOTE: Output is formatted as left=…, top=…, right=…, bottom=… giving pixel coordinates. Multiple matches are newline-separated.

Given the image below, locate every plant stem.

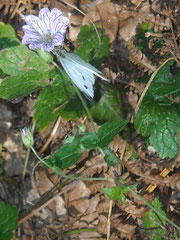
left=22, top=121, right=36, bottom=181
left=119, top=178, right=180, bottom=232
left=31, top=146, right=108, bottom=181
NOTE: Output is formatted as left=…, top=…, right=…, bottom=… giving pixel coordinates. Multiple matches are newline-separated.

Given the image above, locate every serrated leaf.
left=97, top=120, right=128, bottom=148
left=90, top=85, right=124, bottom=124
left=143, top=198, right=166, bottom=240
left=80, top=132, right=98, bottom=149
left=135, top=96, right=179, bottom=158
left=75, top=24, right=109, bottom=66
left=103, top=147, right=120, bottom=166
left=47, top=136, right=83, bottom=169
left=0, top=201, right=18, bottom=240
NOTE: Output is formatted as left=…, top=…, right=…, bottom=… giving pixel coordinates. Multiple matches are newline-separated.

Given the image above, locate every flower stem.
left=22, top=121, right=36, bottom=181
left=31, top=146, right=108, bottom=181
left=119, top=178, right=180, bottom=232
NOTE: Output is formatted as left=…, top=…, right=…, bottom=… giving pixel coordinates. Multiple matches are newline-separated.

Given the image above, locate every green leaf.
left=97, top=120, right=128, bottom=148
left=135, top=95, right=179, bottom=159
left=103, top=147, right=120, bottom=166
left=34, top=68, right=85, bottom=131
left=149, top=73, right=180, bottom=100
left=75, top=24, right=109, bottom=66
left=0, top=201, right=18, bottom=240
left=0, top=70, right=48, bottom=100
left=0, top=69, right=4, bottom=78
left=103, top=186, right=130, bottom=204
left=47, top=136, right=83, bottom=169
left=143, top=198, right=166, bottom=240
left=153, top=60, right=174, bottom=84
left=0, top=23, right=50, bottom=100
left=80, top=132, right=98, bottom=149
left=0, top=24, right=50, bottom=75
left=90, top=85, right=124, bottom=124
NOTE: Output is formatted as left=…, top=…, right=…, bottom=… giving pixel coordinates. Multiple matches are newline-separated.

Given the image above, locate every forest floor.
left=0, top=0, right=180, bottom=239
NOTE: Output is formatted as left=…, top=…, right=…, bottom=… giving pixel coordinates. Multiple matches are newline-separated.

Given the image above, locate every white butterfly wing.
left=60, top=50, right=107, bottom=81
left=59, top=53, right=95, bottom=98
left=57, top=49, right=107, bottom=99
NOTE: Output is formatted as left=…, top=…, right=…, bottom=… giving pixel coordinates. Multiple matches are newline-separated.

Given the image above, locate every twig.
left=38, top=116, right=61, bottom=155
left=134, top=57, right=174, bottom=115
left=18, top=181, right=77, bottom=225
left=107, top=200, right=113, bottom=240
left=60, top=0, right=101, bottom=53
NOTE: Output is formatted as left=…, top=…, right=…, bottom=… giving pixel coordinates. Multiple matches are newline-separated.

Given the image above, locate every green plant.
left=0, top=201, right=18, bottom=240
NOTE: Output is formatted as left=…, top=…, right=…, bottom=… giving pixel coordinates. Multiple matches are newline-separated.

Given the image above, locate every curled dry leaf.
left=129, top=44, right=157, bottom=74
left=109, top=135, right=124, bottom=153
left=116, top=198, right=147, bottom=218
left=81, top=155, right=108, bottom=178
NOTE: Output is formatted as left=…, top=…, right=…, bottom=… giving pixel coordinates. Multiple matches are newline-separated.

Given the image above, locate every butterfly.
left=56, top=49, right=107, bottom=99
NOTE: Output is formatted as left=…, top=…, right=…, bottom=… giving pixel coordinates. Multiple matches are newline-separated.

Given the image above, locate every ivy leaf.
left=90, top=85, right=124, bottom=124
left=135, top=96, right=179, bottom=158
left=80, top=132, right=98, bottom=149
left=143, top=198, right=166, bottom=240
left=75, top=24, right=109, bottom=66
left=97, top=120, right=128, bottom=148
left=103, top=147, right=120, bottom=166
left=47, top=136, right=83, bottom=169
left=0, top=201, right=18, bottom=240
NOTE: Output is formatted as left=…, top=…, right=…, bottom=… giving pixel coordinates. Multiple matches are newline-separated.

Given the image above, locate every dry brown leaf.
left=119, top=16, right=139, bottom=41
left=129, top=44, right=157, bottom=73
left=97, top=196, right=111, bottom=213
left=97, top=214, right=107, bottom=234
left=66, top=181, right=91, bottom=203
left=116, top=198, right=147, bottom=218
left=109, top=135, right=124, bottom=153
left=81, top=155, right=108, bottom=178
left=111, top=214, right=136, bottom=240
left=88, top=180, right=114, bottom=193
left=82, top=2, right=120, bottom=42
left=68, top=14, right=84, bottom=42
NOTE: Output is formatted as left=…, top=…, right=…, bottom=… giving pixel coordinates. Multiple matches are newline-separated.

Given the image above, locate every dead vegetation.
left=0, top=0, right=180, bottom=239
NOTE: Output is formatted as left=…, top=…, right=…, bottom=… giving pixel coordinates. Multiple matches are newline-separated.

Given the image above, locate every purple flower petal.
left=22, top=7, right=69, bottom=52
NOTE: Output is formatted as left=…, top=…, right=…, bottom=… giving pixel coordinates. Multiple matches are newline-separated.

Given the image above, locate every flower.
left=21, top=127, right=34, bottom=148
left=22, top=8, right=69, bottom=52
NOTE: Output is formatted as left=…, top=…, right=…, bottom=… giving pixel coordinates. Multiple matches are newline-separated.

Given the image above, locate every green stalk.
left=119, top=178, right=180, bottom=232
left=31, top=146, right=107, bottom=181
left=22, top=121, right=36, bottom=181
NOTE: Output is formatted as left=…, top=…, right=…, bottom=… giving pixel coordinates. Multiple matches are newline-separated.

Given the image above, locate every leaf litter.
left=0, top=0, right=180, bottom=239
